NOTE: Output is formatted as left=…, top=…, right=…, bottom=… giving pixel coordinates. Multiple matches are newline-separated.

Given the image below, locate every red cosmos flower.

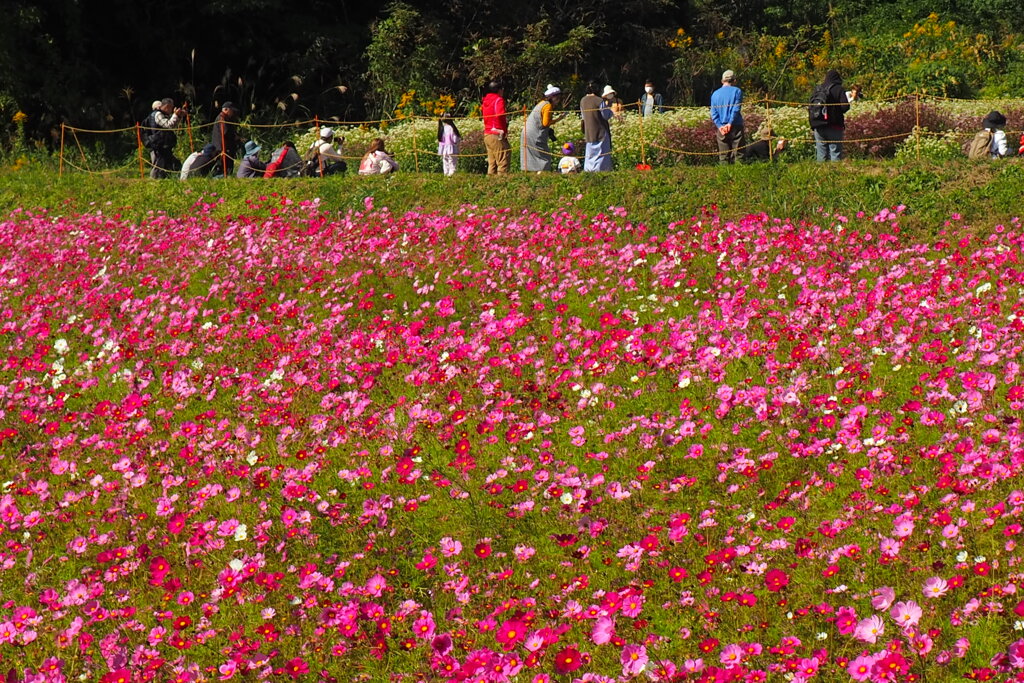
left=283, top=657, right=309, bottom=679
left=101, top=671, right=130, bottom=683
left=551, top=534, right=578, bottom=547
left=973, top=562, right=991, bottom=576
left=764, top=568, right=790, bottom=592
left=698, top=638, right=719, bottom=653
left=172, top=615, right=192, bottom=630
left=167, top=513, right=186, bottom=534
left=639, top=534, right=659, bottom=551
left=552, top=647, right=584, bottom=674
left=668, top=566, right=688, bottom=582
left=474, top=542, right=492, bottom=559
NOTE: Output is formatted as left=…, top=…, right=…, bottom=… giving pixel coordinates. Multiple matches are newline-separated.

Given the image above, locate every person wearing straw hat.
left=710, top=69, right=745, bottom=164
left=580, top=82, right=613, bottom=171
left=236, top=140, right=267, bottom=178
left=744, top=125, right=787, bottom=162
left=521, top=84, right=564, bottom=172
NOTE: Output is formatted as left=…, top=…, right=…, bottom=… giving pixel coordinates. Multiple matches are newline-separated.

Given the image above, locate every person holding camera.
left=142, top=98, right=185, bottom=179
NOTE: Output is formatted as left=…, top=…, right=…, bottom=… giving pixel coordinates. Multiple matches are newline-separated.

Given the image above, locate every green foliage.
left=4, top=156, right=1024, bottom=238
left=364, top=3, right=448, bottom=118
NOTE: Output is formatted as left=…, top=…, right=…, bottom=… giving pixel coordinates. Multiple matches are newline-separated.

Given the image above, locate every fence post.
left=412, top=123, right=420, bottom=172
left=136, top=123, right=146, bottom=179
left=639, top=110, right=646, bottom=166
left=220, top=121, right=229, bottom=178
left=185, top=110, right=194, bottom=153
left=914, top=92, right=921, bottom=161
left=59, top=124, right=66, bottom=178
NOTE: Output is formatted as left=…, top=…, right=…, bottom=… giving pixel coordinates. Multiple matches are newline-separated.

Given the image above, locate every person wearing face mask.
left=638, top=80, right=664, bottom=117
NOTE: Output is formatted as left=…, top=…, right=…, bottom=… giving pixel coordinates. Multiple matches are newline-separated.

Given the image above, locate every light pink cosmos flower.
left=719, top=643, right=744, bottom=667
left=871, top=586, right=895, bottom=611
left=621, top=644, right=648, bottom=677
left=847, top=654, right=876, bottom=681
left=890, top=600, right=922, bottom=629
left=853, top=615, right=885, bottom=644
left=922, top=576, right=949, bottom=599
left=591, top=616, right=614, bottom=645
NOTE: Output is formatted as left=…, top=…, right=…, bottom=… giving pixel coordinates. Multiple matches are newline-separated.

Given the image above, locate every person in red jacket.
left=482, top=80, right=510, bottom=175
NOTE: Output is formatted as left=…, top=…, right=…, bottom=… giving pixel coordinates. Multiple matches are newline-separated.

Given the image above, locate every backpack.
left=141, top=111, right=175, bottom=149
left=808, top=84, right=830, bottom=128
left=300, top=143, right=324, bottom=177
left=965, top=129, right=993, bottom=160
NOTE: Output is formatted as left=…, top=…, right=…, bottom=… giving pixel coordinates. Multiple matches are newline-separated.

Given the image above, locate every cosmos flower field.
left=2, top=195, right=1024, bottom=682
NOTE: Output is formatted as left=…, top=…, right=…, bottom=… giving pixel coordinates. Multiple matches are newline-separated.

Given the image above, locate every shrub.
left=844, top=99, right=955, bottom=158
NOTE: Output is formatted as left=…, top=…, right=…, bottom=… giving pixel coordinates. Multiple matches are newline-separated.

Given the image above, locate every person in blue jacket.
left=710, top=69, right=744, bottom=164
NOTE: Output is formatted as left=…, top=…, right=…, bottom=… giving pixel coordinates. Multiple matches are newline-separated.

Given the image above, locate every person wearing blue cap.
left=236, top=140, right=267, bottom=178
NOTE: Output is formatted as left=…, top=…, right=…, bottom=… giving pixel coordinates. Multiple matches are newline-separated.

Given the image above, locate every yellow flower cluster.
left=394, top=91, right=458, bottom=120
left=667, top=28, right=693, bottom=50
left=12, top=111, right=28, bottom=124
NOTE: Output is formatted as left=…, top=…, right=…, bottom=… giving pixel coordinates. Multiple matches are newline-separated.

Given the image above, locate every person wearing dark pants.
left=809, top=70, right=851, bottom=162
left=710, top=70, right=744, bottom=165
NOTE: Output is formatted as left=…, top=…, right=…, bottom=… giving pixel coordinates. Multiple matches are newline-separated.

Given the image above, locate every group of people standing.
left=143, top=70, right=876, bottom=179
left=487, top=80, right=661, bottom=174
left=710, top=68, right=858, bottom=164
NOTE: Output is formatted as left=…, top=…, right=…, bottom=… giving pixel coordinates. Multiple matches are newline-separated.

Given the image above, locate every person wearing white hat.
left=521, top=84, right=565, bottom=172
left=710, top=69, right=745, bottom=164
left=305, top=126, right=347, bottom=176
left=602, top=85, right=624, bottom=121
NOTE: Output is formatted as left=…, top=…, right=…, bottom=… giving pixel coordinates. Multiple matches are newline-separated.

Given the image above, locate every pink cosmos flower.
left=922, top=576, right=949, bottom=599
left=871, top=586, right=895, bottom=611
left=591, top=616, right=614, bottom=645
left=853, top=615, right=885, bottom=643
left=890, top=600, right=922, bottom=629
left=621, top=644, right=648, bottom=677
left=835, top=606, right=858, bottom=635
left=719, top=643, right=744, bottom=667
left=847, top=654, right=876, bottom=681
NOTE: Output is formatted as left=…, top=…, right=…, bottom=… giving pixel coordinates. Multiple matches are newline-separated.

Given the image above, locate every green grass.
left=2, top=158, right=1023, bottom=234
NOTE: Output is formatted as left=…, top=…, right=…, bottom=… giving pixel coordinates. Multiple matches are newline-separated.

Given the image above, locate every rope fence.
left=58, top=93, right=1024, bottom=177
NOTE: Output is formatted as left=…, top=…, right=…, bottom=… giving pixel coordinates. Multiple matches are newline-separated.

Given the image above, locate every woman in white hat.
left=602, top=85, right=624, bottom=121
left=521, top=84, right=564, bottom=172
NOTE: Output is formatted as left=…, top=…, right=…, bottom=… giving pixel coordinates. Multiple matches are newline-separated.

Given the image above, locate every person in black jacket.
left=143, top=98, right=185, bottom=178
left=810, top=70, right=850, bottom=162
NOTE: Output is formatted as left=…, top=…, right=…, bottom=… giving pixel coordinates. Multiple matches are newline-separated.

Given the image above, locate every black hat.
left=983, top=110, right=1006, bottom=128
